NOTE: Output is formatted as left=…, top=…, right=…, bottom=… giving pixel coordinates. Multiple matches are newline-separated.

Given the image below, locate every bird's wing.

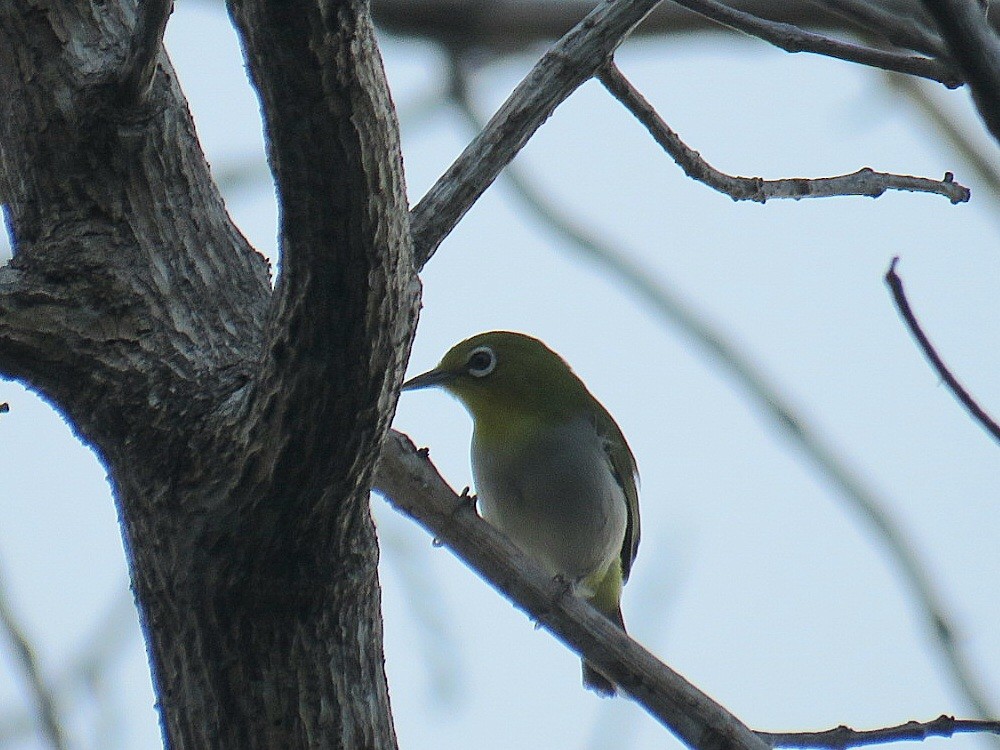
left=596, top=410, right=640, bottom=582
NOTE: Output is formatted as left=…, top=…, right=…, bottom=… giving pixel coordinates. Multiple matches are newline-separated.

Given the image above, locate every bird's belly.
left=472, top=427, right=627, bottom=583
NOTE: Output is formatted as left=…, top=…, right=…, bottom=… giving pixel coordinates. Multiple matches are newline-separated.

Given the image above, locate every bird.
left=401, top=331, right=639, bottom=696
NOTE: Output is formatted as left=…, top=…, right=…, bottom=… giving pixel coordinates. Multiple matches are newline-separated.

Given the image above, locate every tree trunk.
left=0, top=1, right=418, bottom=747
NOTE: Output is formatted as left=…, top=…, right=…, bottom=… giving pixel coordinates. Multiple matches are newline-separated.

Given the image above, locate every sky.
left=1, top=4, right=998, bottom=750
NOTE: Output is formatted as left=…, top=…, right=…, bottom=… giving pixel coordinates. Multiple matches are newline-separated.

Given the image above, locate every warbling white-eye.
left=402, top=331, right=640, bottom=696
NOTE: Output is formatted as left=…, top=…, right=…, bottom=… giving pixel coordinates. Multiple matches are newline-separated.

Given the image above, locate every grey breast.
left=472, top=417, right=627, bottom=582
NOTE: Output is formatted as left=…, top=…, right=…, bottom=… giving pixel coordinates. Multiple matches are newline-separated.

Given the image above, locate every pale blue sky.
left=1, top=4, right=998, bottom=750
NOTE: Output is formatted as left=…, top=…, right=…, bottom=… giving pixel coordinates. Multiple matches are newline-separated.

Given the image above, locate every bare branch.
left=409, top=0, right=664, bottom=267
left=886, top=72, right=1000, bottom=203
left=0, top=587, right=138, bottom=748
left=813, top=0, right=948, bottom=59
left=0, top=558, right=67, bottom=750
left=920, top=0, right=1000, bottom=141
left=375, top=431, right=771, bottom=750
left=446, top=59, right=993, bottom=723
left=118, top=0, right=174, bottom=104
left=669, top=0, right=961, bottom=86
left=597, top=63, right=970, bottom=203
left=884, top=257, right=1000, bottom=444
left=370, top=0, right=992, bottom=52
left=760, top=715, right=1000, bottom=749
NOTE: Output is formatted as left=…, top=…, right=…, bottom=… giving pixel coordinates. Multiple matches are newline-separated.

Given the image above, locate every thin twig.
left=408, top=0, right=664, bottom=267
left=885, top=73, right=1000, bottom=205
left=0, top=587, right=137, bottom=748
left=760, top=715, right=1000, bottom=748
left=920, top=0, right=1000, bottom=142
left=813, top=0, right=949, bottom=60
left=447, top=57, right=994, bottom=732
left=118, top=0, right=173, bottom=104
left=885, top=257, right=1000, bottom=444
left=0, top=558, right=67, bottom=750
left=670, top=0, right=961, bottom=87
left=375, top=431, right=771, bottom=750
left=596, top=62, right=970, bottom=203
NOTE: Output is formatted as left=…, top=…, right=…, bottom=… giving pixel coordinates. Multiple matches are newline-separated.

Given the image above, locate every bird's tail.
left=581, top=561, right=626, bottom=696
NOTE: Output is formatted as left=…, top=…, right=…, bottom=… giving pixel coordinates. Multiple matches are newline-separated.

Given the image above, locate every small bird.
left=402, top=331, right=639, bottom=696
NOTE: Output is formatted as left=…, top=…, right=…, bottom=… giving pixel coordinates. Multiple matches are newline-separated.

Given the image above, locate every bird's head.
left=402, top=331, right=590, bottom=422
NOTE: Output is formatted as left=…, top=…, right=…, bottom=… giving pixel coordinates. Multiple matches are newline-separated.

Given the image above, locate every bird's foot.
left=454, top=486, right=478, bottom=514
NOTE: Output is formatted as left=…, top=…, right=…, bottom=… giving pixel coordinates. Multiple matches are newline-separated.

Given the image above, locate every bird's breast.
left=471, top=416, right=627, bottom=583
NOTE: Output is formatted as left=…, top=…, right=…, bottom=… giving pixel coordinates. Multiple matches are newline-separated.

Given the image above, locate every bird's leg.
left=455, top=486, right=478, bottom=513
left=534, top=573, right=575, bottom=630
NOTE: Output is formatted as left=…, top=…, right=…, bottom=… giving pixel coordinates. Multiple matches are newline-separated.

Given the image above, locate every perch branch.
left=374, top=431, right=770, bottom=750
left=375, top=437, right=1000, bottom=750
left=446, top=60, right=991, bottom=723
left=760, top=715, right=1000, bottom=748
left=597, top=62, right=969, bottom=203
left=884, top=257, right=1000, bottom=444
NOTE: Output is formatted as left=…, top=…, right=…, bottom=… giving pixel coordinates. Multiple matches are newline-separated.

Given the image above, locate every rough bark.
left=0, top=1, right=418, bottom=748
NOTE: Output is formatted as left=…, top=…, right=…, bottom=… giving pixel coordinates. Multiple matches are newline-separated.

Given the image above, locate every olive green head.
left=402, top=331, right=593, bottom=421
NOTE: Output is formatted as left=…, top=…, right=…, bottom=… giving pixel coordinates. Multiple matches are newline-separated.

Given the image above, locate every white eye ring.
left=466, top=345, right=497, bottom=377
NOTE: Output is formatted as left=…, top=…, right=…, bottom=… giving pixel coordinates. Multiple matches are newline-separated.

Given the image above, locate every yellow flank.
left=584, top=557, right=624, bottom=621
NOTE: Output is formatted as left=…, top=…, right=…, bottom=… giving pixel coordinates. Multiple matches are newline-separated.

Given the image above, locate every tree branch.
left=118, top=0, right=173, bottom=104
left=884, top=257, right=1000, bottom=444
left=760, top=716, right=1000, bottom=749
left=374, top=431, right=771, bottom=750
left=409, top=0, right=664, bottom=267
left=445, top=59, right=993, bottom=724
left=370, top=0, right=985, bottom=53
left=812, top=0, right=948, bottom=59
left=886, top=72, right=1000, bottom=204
left=0, top=557, right=67, bottom=750
left=223, top=0, right=419, bottom=577
left=597, top=62, right=969, bottom=203
left=669, top=0, right=961, bottom=86
left=920, top=0, right=1000, bottom=141
left=375, top=436, right=1000, bottom=750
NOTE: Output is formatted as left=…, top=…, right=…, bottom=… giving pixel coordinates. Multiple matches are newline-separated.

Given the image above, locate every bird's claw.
left=457, top=486, right=478, bottom=510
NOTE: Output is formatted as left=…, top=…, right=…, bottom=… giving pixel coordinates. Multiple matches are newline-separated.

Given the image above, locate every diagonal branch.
left=117, top=0, right=173, bottom=104
left=920, top=0, right=1000, bottom=142
left=812, top=0, right=948, bottom=59
left=375, top=436, right=1000, bottom=750
left=884, top=258, right=1000, bottom=444
left=669, top=0, right=961, bottom=86
left=597, top=62, right=969, bottom=203
left=597, top=62, right=970, bottom=203
left=375, top=431, right=771, bottom=750
left=446, top=57, right=991, bottom=732
left=0, top=557, right=67, bottom=750
left=409, top=0, right=664, bottom=267
left=760, top=716, right=1000, bottom=749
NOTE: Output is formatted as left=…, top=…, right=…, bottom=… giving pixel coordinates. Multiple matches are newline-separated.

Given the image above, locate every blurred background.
left=1, top=2, right=998, bottom=749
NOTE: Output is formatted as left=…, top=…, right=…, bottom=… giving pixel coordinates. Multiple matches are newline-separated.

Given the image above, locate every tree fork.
left=0, top=1, right=419, bottom=747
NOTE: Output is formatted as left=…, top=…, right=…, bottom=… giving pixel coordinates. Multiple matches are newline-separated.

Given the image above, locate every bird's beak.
left=401, top=367, right=455, bottom=391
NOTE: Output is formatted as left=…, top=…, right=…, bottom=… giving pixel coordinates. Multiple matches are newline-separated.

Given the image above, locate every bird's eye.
left=466, top=346, right=496, bottom=377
